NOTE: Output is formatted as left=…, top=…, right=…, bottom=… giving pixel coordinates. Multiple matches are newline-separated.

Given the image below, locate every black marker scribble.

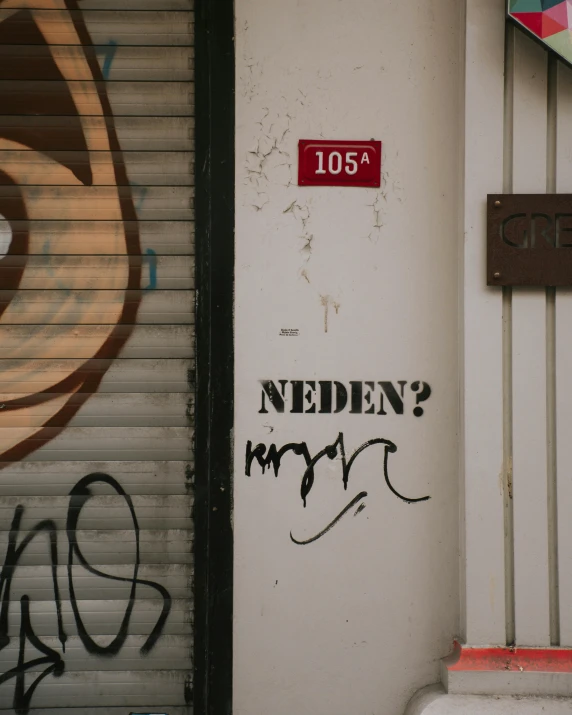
left=0, top=594, right=64, bottom=715
left=246, top=441, right=312, bottom=482
left=247, top=432, right=430, bottom=545
left=0, top=506, right=66, bottom=653
left=0, top=472, right=172, bottom=714
left=0, top=507, right=66, bottom=715
left=246, top=432, right=430, bottom=506
left=290, top=492, right=368, bottom=545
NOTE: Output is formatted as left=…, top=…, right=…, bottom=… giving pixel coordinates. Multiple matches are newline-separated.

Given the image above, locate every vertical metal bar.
left=194, top=0, right=235, bottom=712
left=503, top=21, right=516, bottom=647
left=546, top=53, right=560, bottom=647
left=458, top=0, right=467, bottom=643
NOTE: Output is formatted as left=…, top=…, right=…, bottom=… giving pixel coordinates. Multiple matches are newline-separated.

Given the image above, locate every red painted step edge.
left=444, top=640, right=572, bottom=673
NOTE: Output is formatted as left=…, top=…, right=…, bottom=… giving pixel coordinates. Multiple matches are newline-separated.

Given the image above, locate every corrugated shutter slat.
left=0, top=1, right=194, bottom=712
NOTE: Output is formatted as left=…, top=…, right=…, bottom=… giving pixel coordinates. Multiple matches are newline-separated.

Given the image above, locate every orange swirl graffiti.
left=0, top=0, right=141, bottom=461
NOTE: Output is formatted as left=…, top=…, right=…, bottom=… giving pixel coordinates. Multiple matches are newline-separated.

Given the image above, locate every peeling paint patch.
left=301, top=234, right=313, bottom=261
left=283, top=200, right=315, bottom=261
left=251, top=193, right=269, bottom=212
left=240, top=55, right=262, bottom=103
left=366, top=188, right=387, bottom=243
left=244, top=108, right=294, bottom=196
left=291, top=202, right=310, bottom=228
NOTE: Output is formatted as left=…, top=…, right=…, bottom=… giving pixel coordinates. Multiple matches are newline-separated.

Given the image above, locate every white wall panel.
left=556, top=60, right=572, bottom=647
left=234, top=1, right=462, bottom=714
left=462, top=0, right=507, bottom=646
left=511, top=31, right=550, bottom=647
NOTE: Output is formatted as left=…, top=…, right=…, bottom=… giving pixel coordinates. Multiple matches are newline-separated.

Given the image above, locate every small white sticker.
left=279, top=328, right=299, bottom=337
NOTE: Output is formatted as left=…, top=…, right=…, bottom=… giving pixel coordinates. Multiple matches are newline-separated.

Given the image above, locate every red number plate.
left=298, top=139, right=382, bottom=187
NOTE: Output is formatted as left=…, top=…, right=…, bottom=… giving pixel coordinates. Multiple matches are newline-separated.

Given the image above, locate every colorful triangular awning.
left=509, top=0, right=572, bottom=64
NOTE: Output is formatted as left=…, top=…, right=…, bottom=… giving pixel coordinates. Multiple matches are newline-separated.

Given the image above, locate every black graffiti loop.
left=0, top=473, right=172, bottom=714
left=67, top=473, right=172, bottom=657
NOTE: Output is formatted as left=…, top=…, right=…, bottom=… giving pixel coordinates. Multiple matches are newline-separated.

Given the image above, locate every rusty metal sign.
left=487, top=194, right=572, bottom=287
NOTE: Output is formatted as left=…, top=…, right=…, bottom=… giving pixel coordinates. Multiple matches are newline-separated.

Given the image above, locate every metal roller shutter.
left=0, top=0, right=194, bottom=712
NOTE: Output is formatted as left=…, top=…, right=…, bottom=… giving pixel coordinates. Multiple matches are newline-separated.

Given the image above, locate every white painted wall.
left=462, top=0, right=572, bottom=658
left=234, top=2, right=463, bottom=714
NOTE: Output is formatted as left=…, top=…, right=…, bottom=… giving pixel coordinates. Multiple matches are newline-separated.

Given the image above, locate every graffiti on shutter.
left=0, top=0, right=194, bottom=712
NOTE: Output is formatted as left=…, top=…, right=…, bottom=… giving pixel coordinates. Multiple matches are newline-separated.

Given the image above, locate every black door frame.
left=194, top=1, right=235, bottom=713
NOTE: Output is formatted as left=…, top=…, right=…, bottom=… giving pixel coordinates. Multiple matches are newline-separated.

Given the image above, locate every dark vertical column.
left=194, top=0, right=235, bottom=713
